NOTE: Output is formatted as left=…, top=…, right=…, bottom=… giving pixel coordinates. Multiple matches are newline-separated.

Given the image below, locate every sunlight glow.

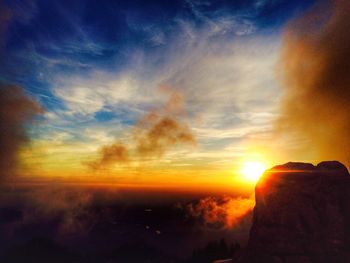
left=241, top=161, right=266, bottom=183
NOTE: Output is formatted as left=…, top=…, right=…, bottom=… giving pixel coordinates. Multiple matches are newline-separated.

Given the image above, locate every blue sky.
left=0, top=0, right=317, bottom=182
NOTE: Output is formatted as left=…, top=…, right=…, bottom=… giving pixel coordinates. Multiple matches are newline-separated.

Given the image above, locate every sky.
left=0, top=0, right=320, bottom=192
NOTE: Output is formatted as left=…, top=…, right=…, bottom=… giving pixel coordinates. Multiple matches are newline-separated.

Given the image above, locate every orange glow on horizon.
left=20, top=139, right=275, bottom=194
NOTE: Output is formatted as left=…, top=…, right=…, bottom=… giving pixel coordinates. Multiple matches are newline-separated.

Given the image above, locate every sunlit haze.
left=240, top=161, right=266, bottom=183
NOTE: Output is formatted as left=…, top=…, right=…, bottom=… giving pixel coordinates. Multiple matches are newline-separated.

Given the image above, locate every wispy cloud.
left=3, top=0, right=288, bottom=179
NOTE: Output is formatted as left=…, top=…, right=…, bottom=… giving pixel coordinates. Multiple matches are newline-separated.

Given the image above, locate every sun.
left=241, top=161, right=266, bottom=183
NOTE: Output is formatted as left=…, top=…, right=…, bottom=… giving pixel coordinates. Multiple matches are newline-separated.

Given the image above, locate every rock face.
left=240, top=161, right=350, bottom=263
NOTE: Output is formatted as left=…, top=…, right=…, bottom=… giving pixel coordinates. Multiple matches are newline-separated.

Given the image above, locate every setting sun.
left=241, top=161, right=266, bottom=183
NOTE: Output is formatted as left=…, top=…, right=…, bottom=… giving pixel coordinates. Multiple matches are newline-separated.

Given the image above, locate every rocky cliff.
left=238, top=161, right=350, bottom=263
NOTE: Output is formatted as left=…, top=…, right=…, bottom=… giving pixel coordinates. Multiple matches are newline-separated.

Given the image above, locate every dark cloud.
left=86, top=143, right=129, bottom=170
left=88, top=88, right=196, bottom=170
left=134, top=87, right=195, bottom=158
left=276, top=0, right=350, bottom=165
left=0, top=84, right=42, bottom=179
left=135, top=115, right=195, bottom=158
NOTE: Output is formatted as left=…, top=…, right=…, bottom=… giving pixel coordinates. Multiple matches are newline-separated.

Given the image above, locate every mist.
left=276, top=0, right=350, bottom=165
left=0, top=84, right=42, bottom=179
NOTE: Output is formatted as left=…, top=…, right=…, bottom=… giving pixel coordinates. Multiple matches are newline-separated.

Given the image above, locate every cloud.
left=276, top=0, right=350, bottom=164
left=86, top=88, right=196, bottom=170
left=135, top=115, right=195, bottom=157
left=133, top=88, right=196, bottom=159
left=53, top=74, right=142, bottom=118
left=0, top=184, right=102, bottom=242
left=184, top=195, right=254, bottom=229
left=13, top=2, right=281, bottom=173
left=23, top=186, right=95, bottom=236
left=40, top=33, right=280, bottom=172
left=0, top=84, right=42, bottom=179
left=86, top=143, right=129, bottom=170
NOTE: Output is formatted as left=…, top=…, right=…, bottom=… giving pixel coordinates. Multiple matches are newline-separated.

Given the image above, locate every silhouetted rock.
left=237, top=161, right=350, bottom=263
left=316, top=161, right=349, bottom=176
left=271, top=162, right=315, bottom=172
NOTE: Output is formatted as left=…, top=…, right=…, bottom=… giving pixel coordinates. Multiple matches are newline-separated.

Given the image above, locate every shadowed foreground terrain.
left=0, top=189, right=249, bottom=263
left=237, top=161, right=350, bottom=263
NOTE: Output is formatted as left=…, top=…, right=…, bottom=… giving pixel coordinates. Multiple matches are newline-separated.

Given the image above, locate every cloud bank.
left=185, top=195, right=254, bottom=229
left=0, top=84, right=42, bottom=178
left=277, top=0, right=350, bottom=164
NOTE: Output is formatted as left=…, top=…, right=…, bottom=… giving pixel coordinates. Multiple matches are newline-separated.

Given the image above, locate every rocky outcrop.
left=238, top=161, right=350, bottom=263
